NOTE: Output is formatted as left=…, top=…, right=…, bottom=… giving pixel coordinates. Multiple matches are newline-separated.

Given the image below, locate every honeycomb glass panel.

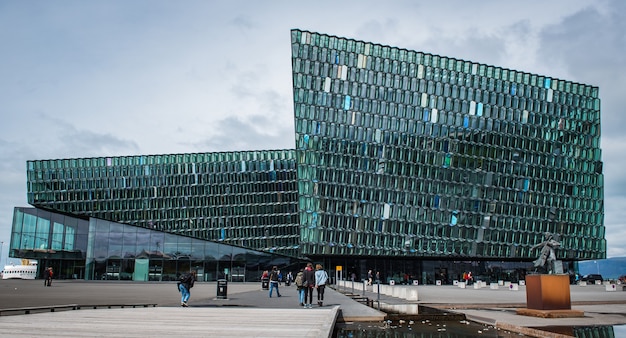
left=290, top=29, right=604, bottom=260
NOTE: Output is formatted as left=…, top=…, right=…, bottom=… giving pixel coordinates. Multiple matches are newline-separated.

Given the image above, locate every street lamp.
left=0, top=241, right=4, bottom=268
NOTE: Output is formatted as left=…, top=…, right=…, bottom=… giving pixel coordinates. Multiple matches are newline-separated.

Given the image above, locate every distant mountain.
left=578, top=257, right=626, bottom=279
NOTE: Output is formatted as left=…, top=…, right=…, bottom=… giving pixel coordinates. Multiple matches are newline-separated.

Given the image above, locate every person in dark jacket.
left=44, top=267, right=53, bottom=287
left=302, top=262, right=315, bottom=308
left=268, top=266, right=282, bottom=298
left=178, top=271, right=196, bottom=307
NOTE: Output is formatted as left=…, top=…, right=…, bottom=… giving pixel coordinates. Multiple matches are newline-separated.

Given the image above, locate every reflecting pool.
left=335, top=320, right=625, bottom=338
left=334, top=319, right=527, bottom=337
left=531, top=324, right=624, bottom=337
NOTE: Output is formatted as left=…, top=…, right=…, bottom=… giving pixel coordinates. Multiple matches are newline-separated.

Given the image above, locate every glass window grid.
left=292, top=29, right=604, bottom=259
left=26, top=150, right=300, bottom=256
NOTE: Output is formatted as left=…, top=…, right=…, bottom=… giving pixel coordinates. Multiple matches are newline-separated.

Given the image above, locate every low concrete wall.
left=336, top=280, right=419, bottom=301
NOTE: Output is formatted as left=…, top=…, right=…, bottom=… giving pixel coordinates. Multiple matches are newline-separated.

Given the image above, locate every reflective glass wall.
left=291, top=29, right=605, bottom=259
left=10, top=207, right=303, bottom=281
left=26, top=150, right=300, bottom=256
left=10, top=207, right=87, bottom=279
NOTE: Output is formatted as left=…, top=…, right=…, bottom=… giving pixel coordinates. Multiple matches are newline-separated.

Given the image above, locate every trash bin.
left=261, top=278, right=269, bottom=290
left=217, top=279, right=228, bottom=299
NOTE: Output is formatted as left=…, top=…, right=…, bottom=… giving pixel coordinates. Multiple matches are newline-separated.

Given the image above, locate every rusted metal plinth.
left=517, top=274, right=584, bottom=318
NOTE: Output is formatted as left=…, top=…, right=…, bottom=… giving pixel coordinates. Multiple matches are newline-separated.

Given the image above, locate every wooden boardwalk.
left=0, top=280, right=382, bottom=337
left=0, top=307, right=339, bottom=337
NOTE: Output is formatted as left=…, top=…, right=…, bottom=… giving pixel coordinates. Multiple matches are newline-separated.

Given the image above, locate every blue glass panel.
left=303, top=134, right=309, bottom=149
left=450, top=211, right=458, bottom=226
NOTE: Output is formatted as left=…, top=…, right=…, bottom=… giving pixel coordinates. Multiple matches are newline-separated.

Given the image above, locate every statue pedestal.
left=516, top=274, right=584, bottom=318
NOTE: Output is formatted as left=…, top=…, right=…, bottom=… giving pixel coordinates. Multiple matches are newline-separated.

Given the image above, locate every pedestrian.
left=315, top=264, right=329, bottom=307
left=285, top=271, right=293, bottom=286
left=367, top=270, right=373, bottom=285
left=45, top=267, right=53, bottom=287
left=294, top=268, right=305, bottom=306
left=268, top=266, right=282, bottom=297
left=177, top=270, right=196, bottom=307
left=303, top=262, right=315, bottom=308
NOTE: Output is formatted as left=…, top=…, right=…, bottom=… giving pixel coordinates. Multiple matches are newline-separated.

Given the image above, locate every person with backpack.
left=178, top=271, right=196, bottom=307
left=314, top=264, right=329, bottom=307
left=294, top=268, right=305, bottom=306
left=268, top=266, right=281, bottom=298
left=302, top=262, right=315, bottom=308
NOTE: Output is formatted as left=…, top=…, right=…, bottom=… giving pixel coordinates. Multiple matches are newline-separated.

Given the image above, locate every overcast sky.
left=1, top=0, right=625, bottom=265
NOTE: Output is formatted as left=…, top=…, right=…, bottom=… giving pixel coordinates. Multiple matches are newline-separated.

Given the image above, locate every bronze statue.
left=531, top=232, right=560, bottom=274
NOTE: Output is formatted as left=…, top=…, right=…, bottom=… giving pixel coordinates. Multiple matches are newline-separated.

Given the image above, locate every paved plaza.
left=1, top=279, right=625, bottom=337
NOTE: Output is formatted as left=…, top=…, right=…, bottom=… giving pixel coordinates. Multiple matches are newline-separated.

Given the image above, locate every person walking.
left=178, top=270, right=196, bottom=307
left=44, top=267, right=53, bottom=287
left=268, top=266, right=282, bottom=297
left=294, top=268, right=305, bottom=306
left=314, top=264, right=329, bottom=307
left=303, top=262, right=315, bottom=308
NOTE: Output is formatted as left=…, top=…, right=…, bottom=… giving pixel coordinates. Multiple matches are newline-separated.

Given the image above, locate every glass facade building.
left=26, top=150, right=299, bottom=256
left=10, top=207, right=301, bottom=281
left=291, top=29, right=604, bottom=263
left=8, top=29, right=605, bottom=283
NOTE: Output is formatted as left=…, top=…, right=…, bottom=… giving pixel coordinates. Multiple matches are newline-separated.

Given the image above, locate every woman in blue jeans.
left=295, top=268, right=305, bottom=305
left=268, top=266, right=282, bottom=297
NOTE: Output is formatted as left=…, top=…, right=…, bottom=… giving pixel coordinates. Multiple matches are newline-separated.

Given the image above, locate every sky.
left=1, top=0, right=625, bottom=266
